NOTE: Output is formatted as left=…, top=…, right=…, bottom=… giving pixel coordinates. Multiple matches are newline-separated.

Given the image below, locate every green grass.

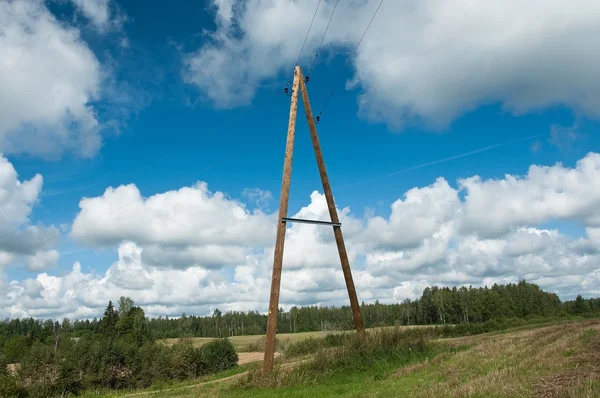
left=79, top=362, right=259, bottom=397
left=139, top=319, right=600, bottom=398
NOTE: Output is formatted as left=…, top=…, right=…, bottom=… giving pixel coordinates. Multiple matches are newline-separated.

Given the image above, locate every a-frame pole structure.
left=263, top=66, right=364, bottom=375
left=263, top=66, right=301, bottom=374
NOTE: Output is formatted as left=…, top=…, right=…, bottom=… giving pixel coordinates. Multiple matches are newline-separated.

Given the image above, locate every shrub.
left=168, top=341, right=199, bottom=380
left=196, top=338, right=238, bottom=375
left=0, top=375, right=21, bottom=398
left=0, top=354, right=7, bottom=377
left=2, top=336, right=31, bottom=364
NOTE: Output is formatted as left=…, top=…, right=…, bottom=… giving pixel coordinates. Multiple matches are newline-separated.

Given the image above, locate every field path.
left=237, top=351, right=280, bottom=364
left=122, top=352, right=291, bottom=397
left=122, top=372, right=245, bottom=397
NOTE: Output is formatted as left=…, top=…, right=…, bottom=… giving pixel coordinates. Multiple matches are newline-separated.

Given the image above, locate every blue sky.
left=1, top=0, right=600, bottom=319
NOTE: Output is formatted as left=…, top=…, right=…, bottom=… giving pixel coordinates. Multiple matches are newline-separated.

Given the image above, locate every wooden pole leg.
left=263, top=66, right=301, bottom=375
left=297, top=68, right=365, bottom=336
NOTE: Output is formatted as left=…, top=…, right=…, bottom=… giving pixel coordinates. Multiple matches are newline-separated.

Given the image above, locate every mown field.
left=159, top=325, right=429, bottom=352
left=160, top=330, right=331, bottom=352
left=90, top=318, right=600, bottom=398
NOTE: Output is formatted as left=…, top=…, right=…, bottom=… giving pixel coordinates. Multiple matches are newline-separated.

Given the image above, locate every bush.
left=0, top=354, right=7, bottom=377
left=196, top=338, right=238, bottom=374
left=0, top=375, right=22, bottom=398
left=2, top=336, right=31, bottom=364
left=168, top=341, right=199, bottom=380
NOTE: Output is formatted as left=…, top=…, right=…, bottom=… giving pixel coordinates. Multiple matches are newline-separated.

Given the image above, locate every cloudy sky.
left=1, top=0, right=600, bottom=320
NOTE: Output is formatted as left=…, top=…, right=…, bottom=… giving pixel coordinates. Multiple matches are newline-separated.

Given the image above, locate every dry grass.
left=236, top=352, right=280, bottom=365
left=395, top=319, right=600, bottom=398
left=159, top=325, right=431, bottom=352
left=532, top=330, right=600, bottom=398
left=98, top=320, right=600, bottom=397
left=160, top=331, right=332, bottom=352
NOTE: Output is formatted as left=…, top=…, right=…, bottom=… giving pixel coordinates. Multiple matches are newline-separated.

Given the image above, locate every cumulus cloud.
left=0, top=242, right=264, bottom=319
left=5, top=153, right=600, bottom=318
left=0, top=0, right=103, bottom=158
left=459, top=153, right=600, bottom=236
left=0, top=154, right=60, bottom=270
left=184, top=0, right=600, bottom=128
left=363, top=178, right=459, bottom=250
left=71, top=182, right=276, bottom=268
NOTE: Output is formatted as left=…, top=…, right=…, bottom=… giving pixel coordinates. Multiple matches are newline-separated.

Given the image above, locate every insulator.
left=315, top=115, right=321, bottom=124
left=305, top=76, right=310, bottom=83
left=283, top=87, right=289, bottom=95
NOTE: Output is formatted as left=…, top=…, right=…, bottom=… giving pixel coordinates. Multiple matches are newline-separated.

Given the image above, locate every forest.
left=1, top=281, right=599, bottom=343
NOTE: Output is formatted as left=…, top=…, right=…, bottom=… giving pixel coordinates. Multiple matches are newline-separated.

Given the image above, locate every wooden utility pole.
left=262, top=66, right=364, bottom=375
left=298, top=70, right=365, bottom=336
left=262, top=66, right=300, bottom=374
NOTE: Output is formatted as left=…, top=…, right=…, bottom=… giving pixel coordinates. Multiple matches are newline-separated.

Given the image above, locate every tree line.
left=1, top=281, right=598, bottom=343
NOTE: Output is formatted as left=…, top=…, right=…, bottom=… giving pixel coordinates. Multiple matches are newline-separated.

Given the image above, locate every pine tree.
left=102, top=300, right=118, bottom=336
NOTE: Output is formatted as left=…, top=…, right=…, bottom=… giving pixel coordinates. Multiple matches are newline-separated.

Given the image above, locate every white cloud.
left=184, top=0, right=600, bottom=128
left=459, top=153, right=600, bottom=237
left=363, top=178, right=459, bottom=249
left=71, top=182, right=276, bottom=268
left=24, top=250, right=60, bottom=272
left=71, top=0, right=111, bottom=30
left=0, top=242, right=267, bottom=319
left=242, top=187, right=273, bottom=211
left=0, top=0, right=103, bottom=158
left=0, top=154, right=59, bottom=270
left=5, top=153, right=600, bottom=319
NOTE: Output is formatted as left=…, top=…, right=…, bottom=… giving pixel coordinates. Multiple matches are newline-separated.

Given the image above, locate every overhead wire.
left=293, top=0, right=323, bottom=74
left=1, top=1, right=328, bottom=246
left=282, top=0, right=323, bottom=96
left=316, top=0, right=385, bottom=121
left=306, top=0, right=340, bottom=78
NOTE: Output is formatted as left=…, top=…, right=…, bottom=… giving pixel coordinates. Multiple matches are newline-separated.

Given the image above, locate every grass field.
left=122, top=319, right=600, bottom=397
left=160, top=325, right=430, bottom=352
left=160, top=330, right=332, bottom=352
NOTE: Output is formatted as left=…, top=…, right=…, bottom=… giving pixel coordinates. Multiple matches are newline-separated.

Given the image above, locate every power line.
left=306, top=0, right=340, bottom=77
left=5, top=0, right=328, bottom=243
left=317, top=0, right=384, bottom=119
left=294, top=0, right=323, bottom=72
left=0, top=2, right=328, bottom=250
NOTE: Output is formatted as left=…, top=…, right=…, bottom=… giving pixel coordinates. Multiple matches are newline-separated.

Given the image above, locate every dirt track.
left=122, top=352, right=284, bottom=396
left=237, top=351, right=280, bottom=364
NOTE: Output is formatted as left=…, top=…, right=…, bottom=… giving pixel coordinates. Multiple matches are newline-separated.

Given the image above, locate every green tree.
left=118, top=296, right=135, bottom=315
left=573, top=295, right=589, bottom=314
left=102, top=300, right=118, bottom=336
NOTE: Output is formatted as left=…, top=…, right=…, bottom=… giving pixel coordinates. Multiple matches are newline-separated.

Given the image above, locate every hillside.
left=109, top=318, right=600, bottom=398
